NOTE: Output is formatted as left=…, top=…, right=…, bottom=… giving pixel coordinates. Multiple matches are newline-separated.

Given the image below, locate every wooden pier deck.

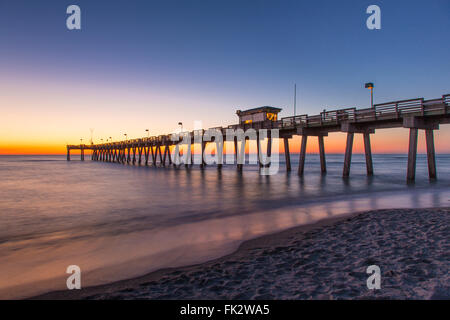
left=67, top=94, right=450, bottom=181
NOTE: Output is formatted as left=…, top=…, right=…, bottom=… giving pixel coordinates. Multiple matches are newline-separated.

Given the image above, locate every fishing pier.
left=67, top=94, right=450, bottom=182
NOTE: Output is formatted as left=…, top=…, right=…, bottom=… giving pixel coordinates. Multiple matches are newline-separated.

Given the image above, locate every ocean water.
left=0, top=154, right=449, bottom=298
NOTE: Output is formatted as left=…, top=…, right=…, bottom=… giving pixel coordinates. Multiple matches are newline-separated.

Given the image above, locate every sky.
left=0, top=0, right=449, bottom=154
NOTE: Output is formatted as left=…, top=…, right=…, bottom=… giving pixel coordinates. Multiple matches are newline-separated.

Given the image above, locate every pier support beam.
left=164, top=144, right=172, bottom=166
left=216, top=140, right=223, bottom=170
left=283, top=137, right=291, bottom=172
left=237, top=139, right=245, bottom=172
left=298, top=135, right=308, bottom=175
left=200, top=142, right=207, bottom=168
left=137, top=147, right=142, bottom=164
left=67, top=148, right=70, bottom=161
left=407, top=128, right=418, bottom=182
left=343, top=132, right=354, bottom=177
left=162, top=145, right=168, bottom=166
left=318, top=135, right=326, bottom=173
left=363, top=132, right=374, bottom=176
left=184, top=143, right=192, bottom=168
left=144, top=146, right=149, bottom=165
left=257, top=132, right=262, bottom=168
left=234, top=137, right=238, bottom=165
left=157, top=145, right=163, bottom=166
left=151, top=146, right=156, bottom=165
left=266, top=133, right=272, bottom=168
left=425, top=129, right=437, bottom=180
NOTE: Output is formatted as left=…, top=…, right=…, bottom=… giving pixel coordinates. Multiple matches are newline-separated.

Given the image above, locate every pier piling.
left=283, top=137, right=291, bottom=172
left=257, top=132, right=263, bottom=168
left=407, top=128, right=418, bottom=182
left=425, top=129, right=437, bottom=180
left=318, top=135, right=326, bottom=173
left=266, top=133, right=272, bottom=168
left=343, top=132, right=354, bottom=177
left=298, top=135, right=308, bottom=176
left=363, top=132, right=374, bottom=176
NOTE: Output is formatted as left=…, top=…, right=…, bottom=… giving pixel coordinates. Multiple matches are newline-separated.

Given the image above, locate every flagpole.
left=294, top=83, right=297, bottom=116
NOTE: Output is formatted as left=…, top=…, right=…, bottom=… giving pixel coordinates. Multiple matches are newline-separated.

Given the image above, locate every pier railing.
left=443, top=94, right=450, bottom=106
left=279, top=96, right=448, bottom=128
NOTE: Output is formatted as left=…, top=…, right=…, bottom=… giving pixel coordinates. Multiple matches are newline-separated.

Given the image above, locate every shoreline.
left=33, top=207, right=449, bottom=300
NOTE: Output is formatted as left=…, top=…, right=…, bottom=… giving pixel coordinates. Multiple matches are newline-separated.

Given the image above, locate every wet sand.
left=34, top=207, right=449, bottom=300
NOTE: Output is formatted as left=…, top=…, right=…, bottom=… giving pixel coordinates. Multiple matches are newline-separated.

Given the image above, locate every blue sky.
left=0, top=0, right=449, bottom=152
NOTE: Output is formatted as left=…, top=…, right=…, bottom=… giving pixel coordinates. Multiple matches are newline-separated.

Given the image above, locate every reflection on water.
left=0, top=154, right=449, bottom=298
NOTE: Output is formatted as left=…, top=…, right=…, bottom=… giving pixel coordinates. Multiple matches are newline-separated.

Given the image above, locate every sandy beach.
left=34, top=207, right=449, bottom=300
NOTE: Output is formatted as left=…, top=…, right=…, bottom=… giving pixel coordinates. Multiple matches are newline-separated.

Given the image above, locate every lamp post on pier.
left=365, top=82, right=374, bottom=108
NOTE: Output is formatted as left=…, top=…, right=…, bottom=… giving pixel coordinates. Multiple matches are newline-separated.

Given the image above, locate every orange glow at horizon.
left=2, top=127, right=449, bottom=155
left=0, top=143, right=91, bottom=155
left=2, top=72, right=450, bottom=156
